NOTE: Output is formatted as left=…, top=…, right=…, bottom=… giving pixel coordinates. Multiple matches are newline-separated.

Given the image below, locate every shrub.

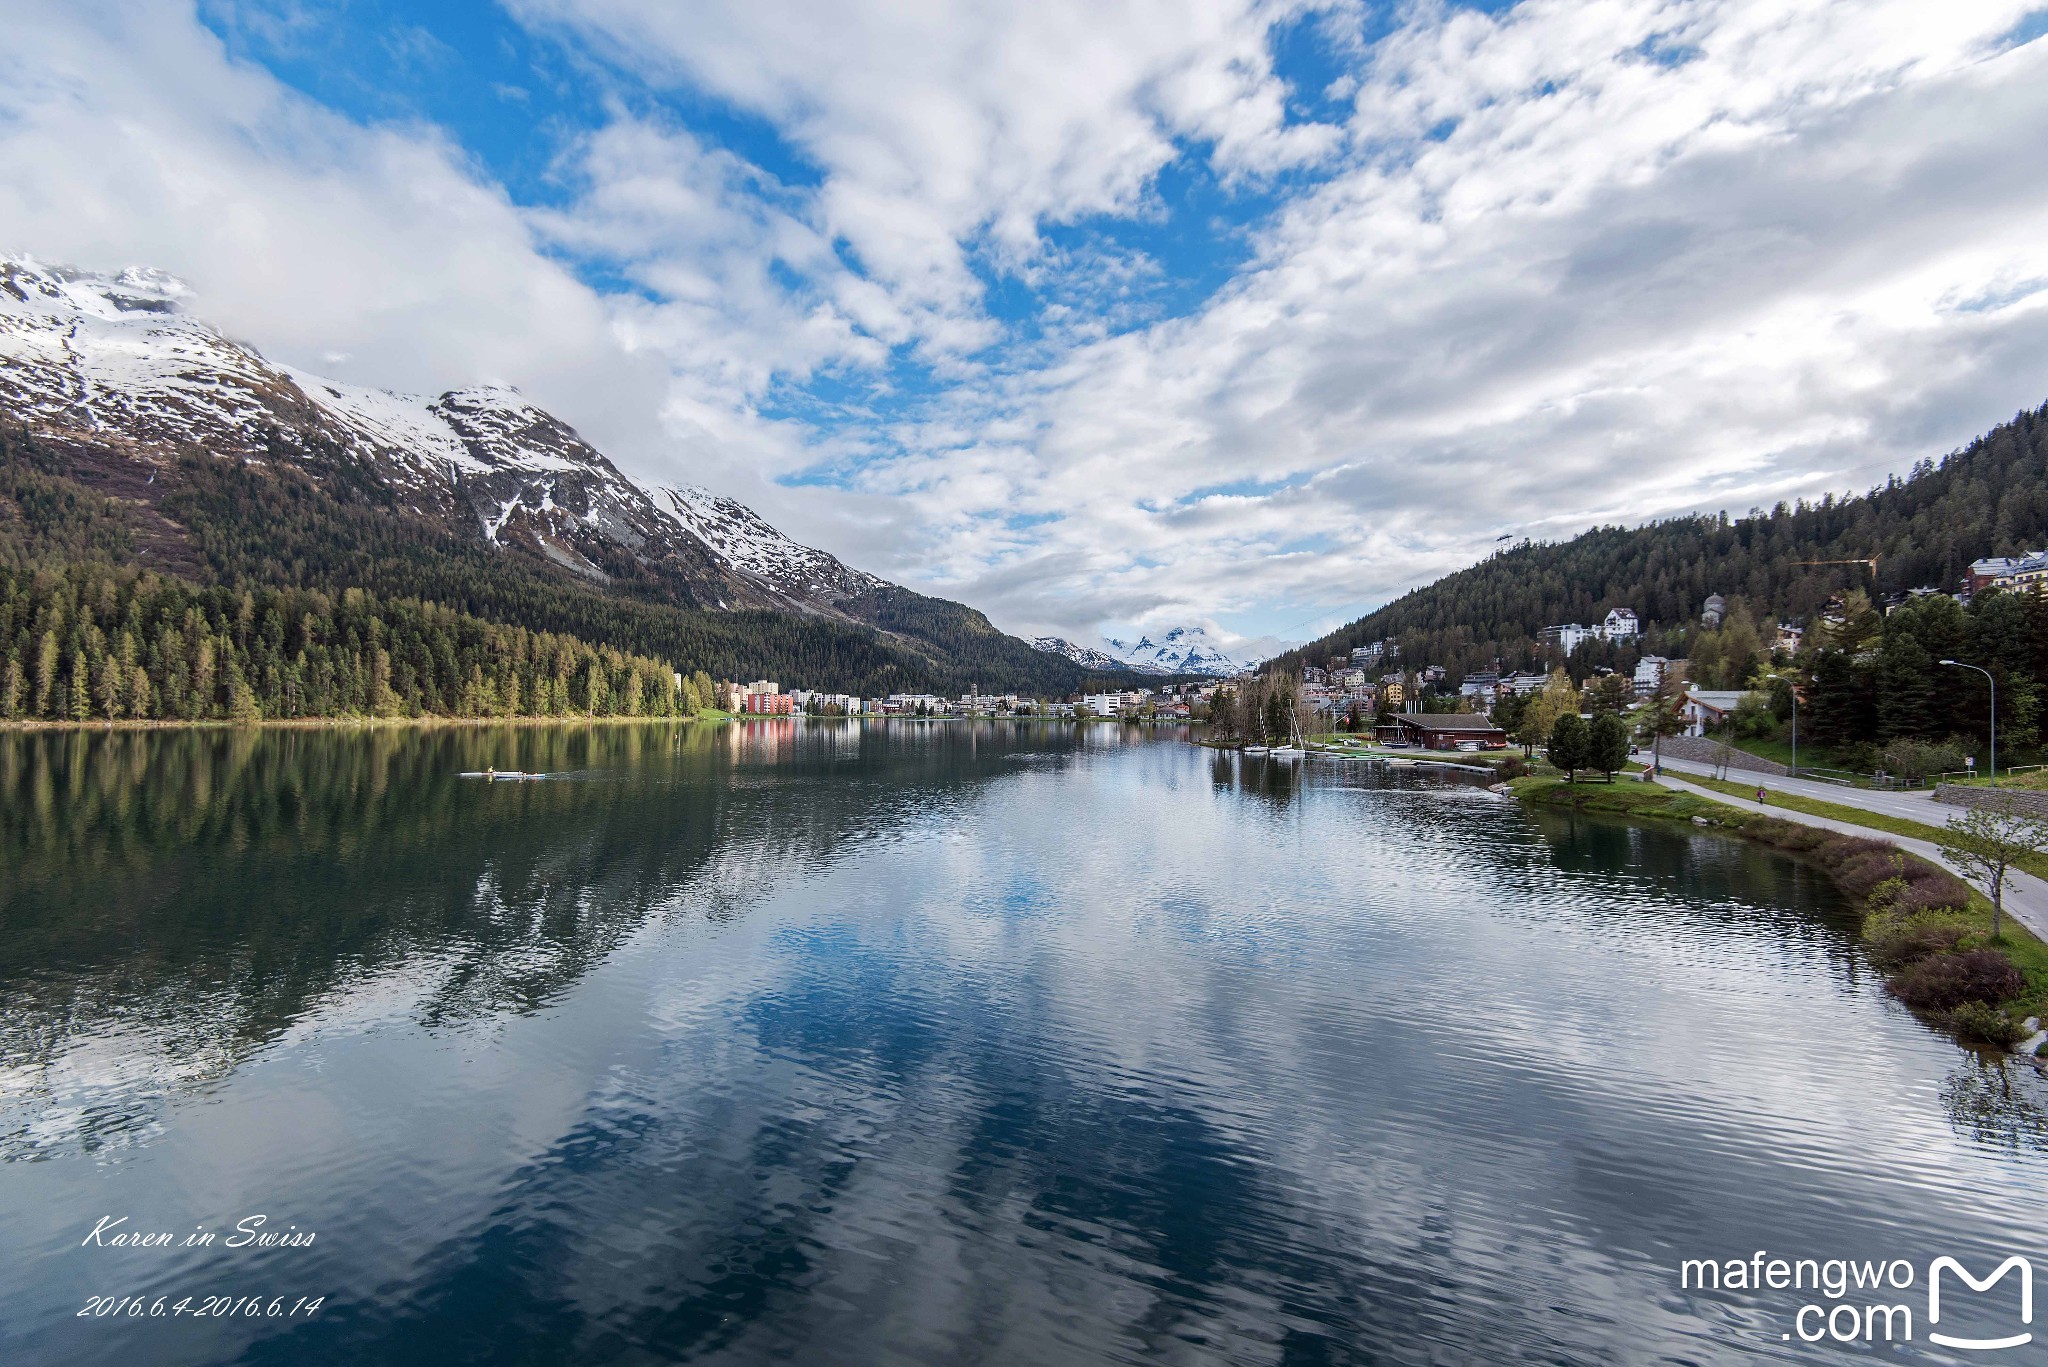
left=1828, top=847, right=1908, bottom=901
left=1867, top=923, right=1965, bottom=970
left=1888, top=877, right=1970, bottom=918
left=1496, top=755, right=1529, bottom=780
left=1747, top=819, right=1826, bottom=854
left=1888, top=950, right=2024, bottom=1012
left=1880, top=738, right=1967, bottom=786
left=1949, top=1001, right=2029, bottom=1049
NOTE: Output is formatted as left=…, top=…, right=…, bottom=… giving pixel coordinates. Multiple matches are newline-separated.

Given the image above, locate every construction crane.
left=1790, top=555, right=1880, bottom=576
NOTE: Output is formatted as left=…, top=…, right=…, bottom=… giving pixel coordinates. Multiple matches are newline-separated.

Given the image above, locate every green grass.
left=1673, top=772, right=2048, bottom=884
left=1511, top=774, right=1746, bottom=826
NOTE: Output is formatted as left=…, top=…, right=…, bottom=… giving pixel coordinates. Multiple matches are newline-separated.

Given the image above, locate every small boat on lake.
left=459, top=770, right=548, bottom=781
left=1242, top=745, right=1270, bottom=755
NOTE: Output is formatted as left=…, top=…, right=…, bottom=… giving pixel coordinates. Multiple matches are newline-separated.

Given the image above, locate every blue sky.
left=5, top=1, right=2048, bottom=650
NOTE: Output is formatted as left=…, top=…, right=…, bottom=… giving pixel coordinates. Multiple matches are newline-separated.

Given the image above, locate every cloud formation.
left=2, top=1, right=2046, bottom=649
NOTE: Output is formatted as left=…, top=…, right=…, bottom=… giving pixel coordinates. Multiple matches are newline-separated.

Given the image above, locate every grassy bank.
left=1514, top=775, right=2048, bottom=1048
left=1677, top=772, right=2048, bottom=884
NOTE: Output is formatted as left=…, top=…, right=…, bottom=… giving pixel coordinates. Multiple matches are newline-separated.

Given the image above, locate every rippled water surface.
left=3, top=722, right=2045, bottom=1365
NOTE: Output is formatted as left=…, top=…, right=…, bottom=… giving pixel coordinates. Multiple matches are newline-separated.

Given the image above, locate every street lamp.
left=1939, top=660, right=1995, bottom=781
left=1786, top=679, right=1798, bottom=778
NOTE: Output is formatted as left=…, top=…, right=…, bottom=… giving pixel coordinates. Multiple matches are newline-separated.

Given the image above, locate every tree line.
left=0, top=421, right=1137, bottom=700
left=0, top=562, right=721, bottom=723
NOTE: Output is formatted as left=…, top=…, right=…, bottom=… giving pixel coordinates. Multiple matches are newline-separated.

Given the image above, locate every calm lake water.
left=2, top=722, right=2044, bottom=1365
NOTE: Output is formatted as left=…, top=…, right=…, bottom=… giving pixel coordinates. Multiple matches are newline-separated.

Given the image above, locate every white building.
left=1602, top=608, right=1639, bottom=640
left=1682, top=687, right=1753, bottom=736
left=1539, top=624, right=1600, bottom=654
left=1633, top=656, right=1670, bottom=698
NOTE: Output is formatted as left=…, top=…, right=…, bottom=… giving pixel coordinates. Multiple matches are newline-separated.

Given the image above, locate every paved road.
left=1653, top=753, right=1957, bottom=824
left=1652, top=772, right=2048, bottom=943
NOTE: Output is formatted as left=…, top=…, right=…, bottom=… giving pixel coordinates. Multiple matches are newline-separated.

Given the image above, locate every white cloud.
left=0, top=2, right=674, bottom=447
left=4, top=0, right=2048, bottom=653
left=509, top=0, right=1343, bottom=355
left=818, top=0, right=2048, bottom=638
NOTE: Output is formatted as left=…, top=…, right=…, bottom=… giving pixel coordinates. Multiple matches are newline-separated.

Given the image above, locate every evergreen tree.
left=1586, top=712, right=1630, bottom=779
left=1548, top=713, right=1590, bottom=781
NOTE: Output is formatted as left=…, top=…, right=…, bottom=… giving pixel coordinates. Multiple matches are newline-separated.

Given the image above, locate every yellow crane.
left=1790, top=555, right=1880, bottom=576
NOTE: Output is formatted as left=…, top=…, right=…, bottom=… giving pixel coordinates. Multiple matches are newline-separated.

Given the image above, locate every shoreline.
left=0, top=711, right=1197, bottom=734
left=0, top=713, right=724, bottom=733
left=1509, top=774, right=2048, bottom=1052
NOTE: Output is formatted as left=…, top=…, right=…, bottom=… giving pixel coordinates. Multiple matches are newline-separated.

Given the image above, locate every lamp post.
left=1939, top=659, right=1995, bottom=781
left=1787, top=679, right=1798, bottom=778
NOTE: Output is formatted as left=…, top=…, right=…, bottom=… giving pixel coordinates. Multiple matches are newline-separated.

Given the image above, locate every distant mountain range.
left=1031, top=625, right=1284, bottom=677
left=0, top=255, right=1141, bottom=694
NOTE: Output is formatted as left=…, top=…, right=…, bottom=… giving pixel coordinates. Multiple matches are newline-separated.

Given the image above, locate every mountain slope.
left=1276, top=401, right=2048, bottom=676
left=0, top=255, right=1125, bottom=694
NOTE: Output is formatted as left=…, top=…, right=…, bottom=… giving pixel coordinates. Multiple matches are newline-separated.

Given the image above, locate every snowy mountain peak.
left=1038, top=625, right=1265, bottom=677
left=1029, top=637, right=1126, bottom=672
left=0, top=253, right=908, bottom=621
left=1, top=255, right=192, bottom=321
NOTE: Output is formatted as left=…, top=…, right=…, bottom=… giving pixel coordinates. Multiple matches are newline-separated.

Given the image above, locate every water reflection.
left=0, top=722, right=1089, bottom=1158
left=2, top=724, right=2046, bottom=1367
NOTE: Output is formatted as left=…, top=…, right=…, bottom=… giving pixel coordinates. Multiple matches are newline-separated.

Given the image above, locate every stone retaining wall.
left=1655, top=735, right=1791, bottom=776
left=1934, top=784, right=2048, bottom=817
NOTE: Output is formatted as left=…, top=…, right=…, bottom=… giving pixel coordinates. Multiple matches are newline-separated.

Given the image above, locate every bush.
left=1888, top=876, right=1971, bottom=918
left=1949, top=1001, right=2029, bottom=1049
left=1496, top=755, right=1530, bottom=780
left=1867, top=923, right=1965, bottom=970
left=1880, top=738, right=1967, bottom=786
left=1888, top=950, right=2024, bottom=1012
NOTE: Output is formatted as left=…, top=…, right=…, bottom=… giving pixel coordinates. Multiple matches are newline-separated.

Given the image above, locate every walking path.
left=1654, top=754, right=1956, bottom=824
left=1651, top=772, right=2048, bottom=943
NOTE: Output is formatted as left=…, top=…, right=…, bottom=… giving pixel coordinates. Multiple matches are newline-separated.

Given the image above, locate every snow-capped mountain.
left=1107, top=626, right=1263, bottom=676
left=1029, top=636, right=1126, bottom=672
left=0, top=255, right=896, bottom=622
left=1032, top=625, right=1270, bottom=677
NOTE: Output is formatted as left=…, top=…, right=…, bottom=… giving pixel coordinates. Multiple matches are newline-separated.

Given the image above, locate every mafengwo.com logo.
left=1680, top=1251, right=2032, bottom=1349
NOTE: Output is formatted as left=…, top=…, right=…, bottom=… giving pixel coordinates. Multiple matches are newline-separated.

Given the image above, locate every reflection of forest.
left=0, top=722, right=1058, bottom=1157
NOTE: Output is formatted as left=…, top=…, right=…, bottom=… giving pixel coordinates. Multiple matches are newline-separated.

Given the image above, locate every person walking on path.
left=1756, top=785, right=1768, bottom=805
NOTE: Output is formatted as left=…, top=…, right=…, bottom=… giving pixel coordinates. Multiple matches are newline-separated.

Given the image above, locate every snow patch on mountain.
left=1032, top=625, right=1278, bottom=676
left=282, top=368, right=484, bottom=474
left=650, top=485, right=885, bottom=600
left=1105, top=626, right=1262, bottom=676
left=0, top=253, right=936, bottom=622
left=1029, top=637, right=1126, bottom=672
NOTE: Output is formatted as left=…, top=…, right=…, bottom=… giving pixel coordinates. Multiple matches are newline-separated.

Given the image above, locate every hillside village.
left=1248, top=543, right=2048, bottom=780
left=715, top=542, right=2048, bottom=785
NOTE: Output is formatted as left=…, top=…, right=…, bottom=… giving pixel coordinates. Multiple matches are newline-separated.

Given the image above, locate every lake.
left=2, top=722, right=2044, bottom=1364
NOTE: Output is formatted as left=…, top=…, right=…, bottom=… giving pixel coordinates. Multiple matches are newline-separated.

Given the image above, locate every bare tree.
left=1937, top=799, right=2048, bottom=939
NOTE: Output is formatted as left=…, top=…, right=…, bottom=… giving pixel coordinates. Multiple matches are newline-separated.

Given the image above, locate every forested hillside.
left=0, top=422, right=1131, bottom=708
left=1278, top=401, right=2048, bottom=676
left=0, top=563, right=701, bottom=723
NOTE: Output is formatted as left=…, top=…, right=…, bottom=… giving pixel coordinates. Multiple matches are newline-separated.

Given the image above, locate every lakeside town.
left=728, top=545, right=2048, bottom=780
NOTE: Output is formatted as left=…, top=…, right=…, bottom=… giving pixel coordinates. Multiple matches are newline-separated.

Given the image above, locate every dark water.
left=2, top=723, right=2044, bottom=1365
